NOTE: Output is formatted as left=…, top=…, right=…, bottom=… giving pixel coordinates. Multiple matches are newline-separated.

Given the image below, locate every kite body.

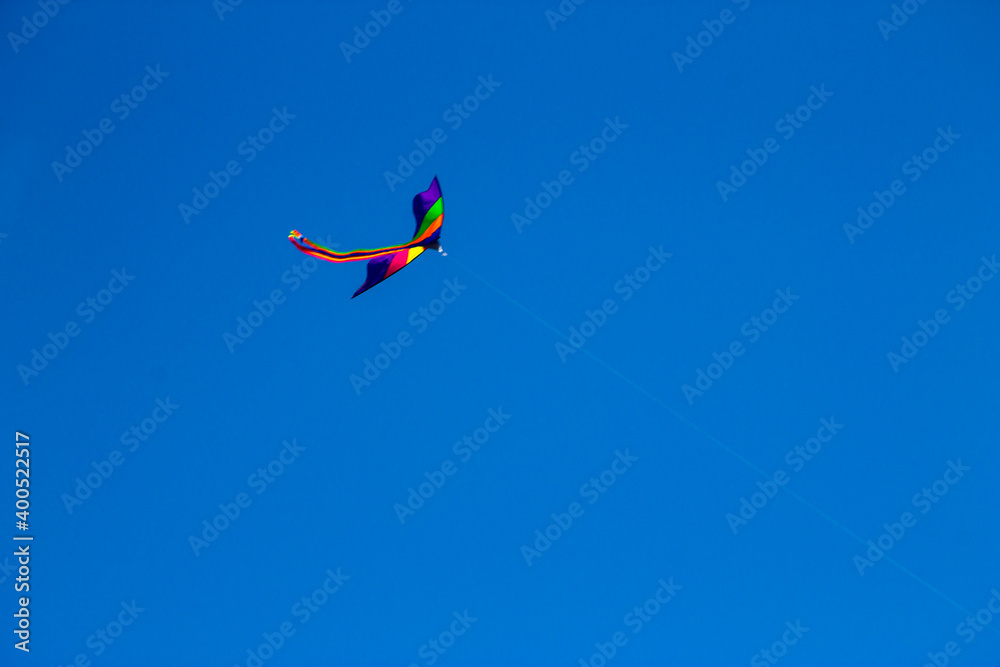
left=289, top=177, right=443, bottom=298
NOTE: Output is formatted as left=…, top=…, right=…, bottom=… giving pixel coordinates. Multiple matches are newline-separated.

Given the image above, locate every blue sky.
left=3, top=1, right=1000, bottom=665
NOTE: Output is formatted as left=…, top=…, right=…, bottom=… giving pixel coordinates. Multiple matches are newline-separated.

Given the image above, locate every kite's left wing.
left=352, top=246, right=427, bottom=298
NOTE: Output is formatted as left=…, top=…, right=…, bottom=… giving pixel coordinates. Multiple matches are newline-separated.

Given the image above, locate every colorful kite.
left=289, top=176, right=444, bottom=298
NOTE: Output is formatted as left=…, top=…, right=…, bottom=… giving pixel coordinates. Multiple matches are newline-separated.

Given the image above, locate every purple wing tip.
left=413, top=177, right=442, bottom=217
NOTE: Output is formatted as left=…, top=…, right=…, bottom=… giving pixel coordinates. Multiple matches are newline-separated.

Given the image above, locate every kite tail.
left=289, top=230, right=411, bottom=263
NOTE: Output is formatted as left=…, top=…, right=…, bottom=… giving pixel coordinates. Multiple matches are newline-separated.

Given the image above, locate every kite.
left=289, top=176, right=444, bottom=298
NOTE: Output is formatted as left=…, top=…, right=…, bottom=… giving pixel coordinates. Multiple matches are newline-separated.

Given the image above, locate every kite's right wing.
left=411, top=176, right=443, bottom=246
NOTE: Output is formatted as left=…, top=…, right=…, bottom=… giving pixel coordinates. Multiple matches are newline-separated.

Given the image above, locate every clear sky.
left=3, top=1, right=1000, bottom=665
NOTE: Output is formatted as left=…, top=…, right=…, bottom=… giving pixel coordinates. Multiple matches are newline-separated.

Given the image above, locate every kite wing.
left=411, top=176, right=444, bottom=247
left=351, top=177, right=443, bottom=298
left=352, top=246, right=427, bottom=298
left=287, top=176, right=444, bottom=298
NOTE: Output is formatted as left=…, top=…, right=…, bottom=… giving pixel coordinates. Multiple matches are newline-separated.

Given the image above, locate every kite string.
left=446, top=254, right=989, bottom=625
